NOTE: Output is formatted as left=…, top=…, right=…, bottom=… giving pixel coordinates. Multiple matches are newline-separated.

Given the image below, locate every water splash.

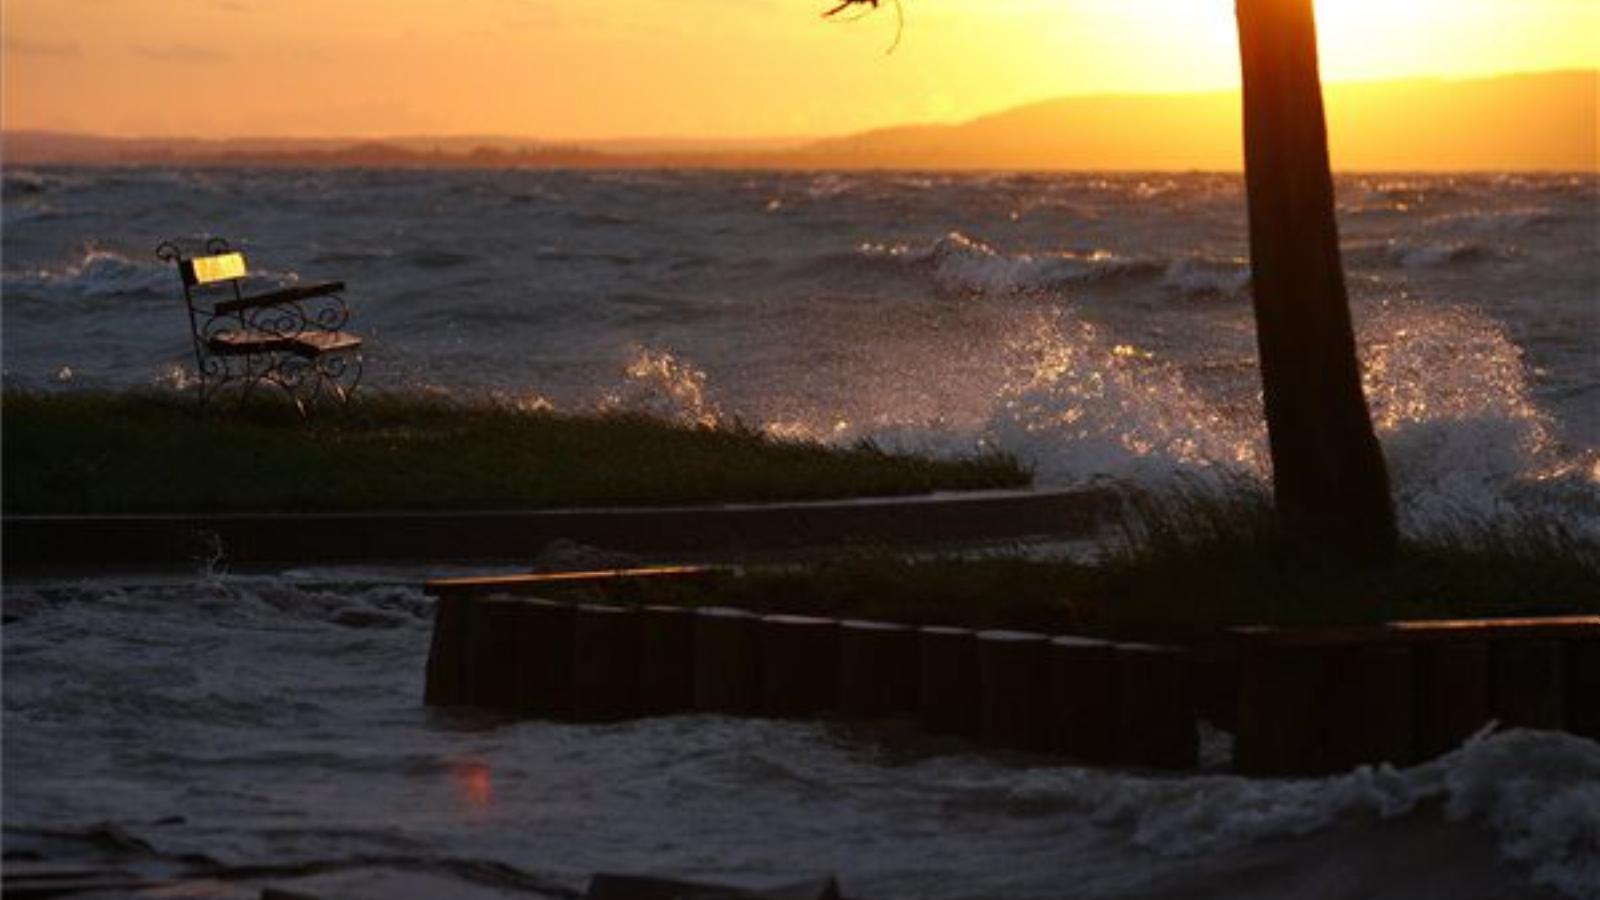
left=602, top=347, right=723, bottom=427
left=982, top=308, right=1266, bottom=487
left=1359, top=300, right=1596, bottom=533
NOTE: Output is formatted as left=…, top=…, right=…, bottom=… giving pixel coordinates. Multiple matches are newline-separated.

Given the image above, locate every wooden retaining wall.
left=1234, top=618, right=1600, bottom=775
left=425, top=575, right=1599, bottom=775
left=424, top=587, right=1199, bottom=770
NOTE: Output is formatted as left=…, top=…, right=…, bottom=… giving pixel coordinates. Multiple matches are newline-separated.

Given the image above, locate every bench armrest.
left=214, top=281, right=346, bottom=315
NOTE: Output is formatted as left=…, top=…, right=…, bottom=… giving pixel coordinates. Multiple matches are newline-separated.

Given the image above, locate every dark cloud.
left=5, top=37, right=81, bottom=58
left=132, top=44, right=230, bottom=62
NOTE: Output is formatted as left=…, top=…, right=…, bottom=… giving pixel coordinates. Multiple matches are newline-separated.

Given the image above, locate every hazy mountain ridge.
left=4, top=70, right=1593, bottom=171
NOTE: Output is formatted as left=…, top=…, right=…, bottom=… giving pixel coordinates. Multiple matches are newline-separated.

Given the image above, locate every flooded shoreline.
left=5, top=575, right=1597, bottom=898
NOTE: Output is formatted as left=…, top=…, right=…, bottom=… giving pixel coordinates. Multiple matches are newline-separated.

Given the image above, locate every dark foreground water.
left=4, top=576, right=1599, bottom=899
left=3, top=168, right=1597, bottom=535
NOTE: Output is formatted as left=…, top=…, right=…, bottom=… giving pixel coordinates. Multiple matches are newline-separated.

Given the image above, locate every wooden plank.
left=1387, top=616, right=1600, bottom=639
left=213, top=280, right=345, bottom=314
left=428, top=565, right=716, bottom=597
left=1234, top=616, right=1600, bottom=648
left=289, top=330, right=363, bottom=358
left=206, top=329, right=293, bottom=355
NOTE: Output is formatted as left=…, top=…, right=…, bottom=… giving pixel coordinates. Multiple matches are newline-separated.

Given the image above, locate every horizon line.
left=6, top=67, right=1591, bottom=149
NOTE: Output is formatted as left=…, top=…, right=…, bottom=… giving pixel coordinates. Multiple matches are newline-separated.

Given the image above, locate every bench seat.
left=289, top=330, right=363, bottom=358
left=207, top=329, right=295, bottom=355
left=207, top=328, right=363, bottom=359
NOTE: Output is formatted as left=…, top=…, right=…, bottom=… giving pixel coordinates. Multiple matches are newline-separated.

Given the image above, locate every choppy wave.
left=846, top=233, right=1246, bottom=300
left=1367, top=239, right=1510, bottom=269
left=924, top=232, right=1163, bottom=295
left=4, top=247, right=174, bottom=300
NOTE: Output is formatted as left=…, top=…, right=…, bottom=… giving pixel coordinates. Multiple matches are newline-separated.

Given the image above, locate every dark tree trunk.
left=1235, top=0, right=1398, bottom=562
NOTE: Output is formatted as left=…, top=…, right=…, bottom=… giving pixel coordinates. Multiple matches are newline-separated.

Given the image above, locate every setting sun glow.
left=3, top=0, right=1596, bottom=142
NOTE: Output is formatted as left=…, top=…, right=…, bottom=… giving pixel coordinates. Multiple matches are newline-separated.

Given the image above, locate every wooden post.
left=694, top=607, right=763, bottom=715
left=1412, top=640, right=1489, bottom=760
left=1048, top=636, right=1118, bottom=764
left=1235, top=0, right=1397, bottom=560
left=1488, top=639, right=1565, bottom=730
left=1567, top=639, right=1600, bottom=740
left=1322, top=644, right=1414, bottom=770
left=572, top=604, right=642, bottom=722
left=637, top=605, right=696, bottom=716
left=838, top=620, right=921, bottom=718
left=919, top=626, right=980, bottom=737
left=1189, top=643, right=1240, bottom=733
left=1235, top=642, right=1323, bottom=775
left=760, top=615, right=840, bottom=717
left=465, top=597, right=525, bottom=710
left=1115, top=644, right=1197, bottom=770
left=976, top=630, right=1052, bottom=752
left=424, top=592, right=471, bottom=707
left=515, top=599, right=578, bottom=719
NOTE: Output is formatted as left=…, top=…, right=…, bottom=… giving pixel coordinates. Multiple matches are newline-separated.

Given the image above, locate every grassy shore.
left=9, top=390, right=1595, bottom=631
left=531, top=485, right=1600, bottom=633
left=1, top=389, right=1029, bottom=514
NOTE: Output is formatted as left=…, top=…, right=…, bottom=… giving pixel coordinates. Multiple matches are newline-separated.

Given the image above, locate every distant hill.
left=773, top=70, right=1597, bottom=171
left=4, top=70, right=1593, bottom=172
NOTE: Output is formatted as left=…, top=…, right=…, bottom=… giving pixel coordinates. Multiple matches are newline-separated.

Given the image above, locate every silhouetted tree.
left=1235, top=0, right=1396, bottom=562
left=825, top=0, right=1399, bottom=563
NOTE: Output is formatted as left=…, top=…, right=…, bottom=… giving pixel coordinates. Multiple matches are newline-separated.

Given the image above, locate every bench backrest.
left=181, top=251, right=248, bottom=288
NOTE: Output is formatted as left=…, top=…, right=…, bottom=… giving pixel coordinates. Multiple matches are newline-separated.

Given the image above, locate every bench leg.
left=312, top=352, right=363, bottom=405
left=193, top=351, right=358, bottom=415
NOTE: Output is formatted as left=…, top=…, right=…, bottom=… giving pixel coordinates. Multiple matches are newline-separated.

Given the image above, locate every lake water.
left=4, top=575, right=1599, bottom=899
left=3, top=168, right=1597, bottom=534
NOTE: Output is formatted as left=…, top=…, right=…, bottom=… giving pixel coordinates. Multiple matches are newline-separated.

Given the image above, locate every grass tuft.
left=1096, top=477, right=1600, bottom=632
left=543, top=478, right=1599, bottom=635
left=1, top=388, right=1030, bottom=514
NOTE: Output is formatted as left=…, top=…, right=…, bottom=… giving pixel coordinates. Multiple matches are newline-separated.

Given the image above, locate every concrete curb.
left=2, top=487, right=1119, bottom=567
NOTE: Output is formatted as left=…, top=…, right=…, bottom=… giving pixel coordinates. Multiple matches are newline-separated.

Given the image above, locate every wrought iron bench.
left=156, top=238, right=363, bottom=410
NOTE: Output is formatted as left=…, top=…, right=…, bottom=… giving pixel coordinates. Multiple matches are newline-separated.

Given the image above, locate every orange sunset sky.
left=3, top=0, right=1597, bottom=141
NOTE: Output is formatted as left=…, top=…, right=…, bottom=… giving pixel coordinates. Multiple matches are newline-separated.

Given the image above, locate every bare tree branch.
left=822, top=0, right=903, bottom=54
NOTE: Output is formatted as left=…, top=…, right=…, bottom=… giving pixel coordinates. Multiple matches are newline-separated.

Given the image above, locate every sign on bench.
left=156, top=237, right=363, bottom=411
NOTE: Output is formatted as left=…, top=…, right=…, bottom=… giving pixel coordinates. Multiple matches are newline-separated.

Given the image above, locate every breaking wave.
left=845, top=233, right=1247, bottom=300
left=4, top=247, right=174, bottom=301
